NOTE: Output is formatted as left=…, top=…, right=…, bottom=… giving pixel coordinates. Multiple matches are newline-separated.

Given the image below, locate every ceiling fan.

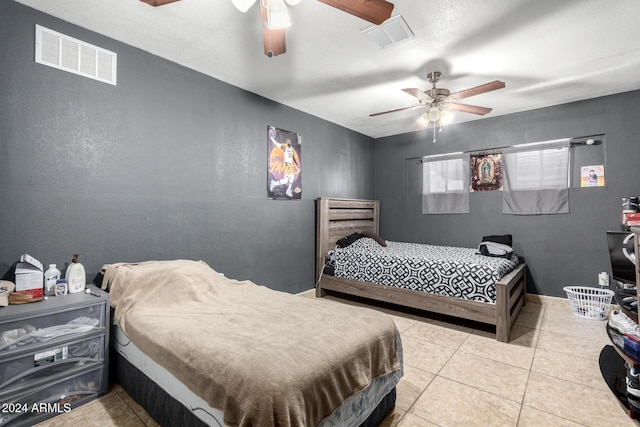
left=370, top=71, right=505, bottom=141
left=140, top=0, right=394, bottom=57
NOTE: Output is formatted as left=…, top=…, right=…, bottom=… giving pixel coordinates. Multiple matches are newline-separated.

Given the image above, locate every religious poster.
left=580, top=164, right=605, bottom=187
left=470, top=153, right=503, bottom=191
left=267, top=126, right=302, bottom=200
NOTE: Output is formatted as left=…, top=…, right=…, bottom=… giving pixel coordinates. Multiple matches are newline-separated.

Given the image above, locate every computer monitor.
left=606, top=231, right=637, bottom=285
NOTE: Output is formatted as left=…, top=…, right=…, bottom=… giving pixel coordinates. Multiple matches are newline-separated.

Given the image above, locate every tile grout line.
left=516, top=304, right=545, bottom=426
left=399, top=330, right=473, bottom=426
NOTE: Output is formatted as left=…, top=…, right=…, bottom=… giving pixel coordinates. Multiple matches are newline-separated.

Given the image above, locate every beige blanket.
left=103, top=260, right=400, bottom=427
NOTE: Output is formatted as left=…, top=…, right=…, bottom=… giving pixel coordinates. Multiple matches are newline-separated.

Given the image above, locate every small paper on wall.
left=580, top=165, right=605, bottom=187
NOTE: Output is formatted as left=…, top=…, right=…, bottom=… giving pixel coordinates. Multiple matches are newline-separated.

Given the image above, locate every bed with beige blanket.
left=102, top=259, right=402, bottom=427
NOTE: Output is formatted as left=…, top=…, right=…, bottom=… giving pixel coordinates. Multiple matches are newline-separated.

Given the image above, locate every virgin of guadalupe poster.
left=470, top=153, right=503, bottom=191
left=267, top=126, right=302, bottom=200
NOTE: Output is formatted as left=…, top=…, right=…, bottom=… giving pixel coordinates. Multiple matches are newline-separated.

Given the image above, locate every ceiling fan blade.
left=317, top=0, right=394, bottom=25
left=261, top=0, right=287, bottom=57
left=370, top=104, right=427, bottom=117
left=139, top=0, right=180, bottom=5
left=447, top=80, right=505, bottom=101
left=402, top=88, right=432, bottom=103
left=444, top=102, right=492, bottom=115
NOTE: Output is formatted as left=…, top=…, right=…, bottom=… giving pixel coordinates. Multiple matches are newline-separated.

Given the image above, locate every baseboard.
left=297, top=289, right=316, bottom=298
left=526, top=293, right=570, bottom=308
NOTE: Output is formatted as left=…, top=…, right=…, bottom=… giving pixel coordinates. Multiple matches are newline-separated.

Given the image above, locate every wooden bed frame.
left=315, top=197, right=526, bottom=343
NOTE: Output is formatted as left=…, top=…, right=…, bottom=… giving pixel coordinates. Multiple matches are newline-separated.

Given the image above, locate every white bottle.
left=65, top=254, right=86, bottom=294
left=44, top=264, right=61, bottom=296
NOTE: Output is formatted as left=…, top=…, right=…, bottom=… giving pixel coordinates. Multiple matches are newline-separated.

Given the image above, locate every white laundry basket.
left=563, top=286, right=614, bottom=320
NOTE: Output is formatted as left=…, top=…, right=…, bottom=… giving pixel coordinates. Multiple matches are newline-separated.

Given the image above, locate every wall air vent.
left=35, top=24, right=117, bottom=86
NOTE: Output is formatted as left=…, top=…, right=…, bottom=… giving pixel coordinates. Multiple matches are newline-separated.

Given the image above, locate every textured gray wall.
left=0, top=1, right=374, bottom=293
left=374, top=90, right=640, bottom=297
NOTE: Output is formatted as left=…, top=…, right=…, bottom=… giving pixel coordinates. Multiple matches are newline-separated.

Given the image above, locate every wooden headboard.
left=315, top=198, right=379, bottom=281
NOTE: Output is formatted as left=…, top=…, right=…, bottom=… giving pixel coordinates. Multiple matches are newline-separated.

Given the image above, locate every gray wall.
left=374, top=90, right=640, bottom=297
left=0, top=1, right=374, bottom=293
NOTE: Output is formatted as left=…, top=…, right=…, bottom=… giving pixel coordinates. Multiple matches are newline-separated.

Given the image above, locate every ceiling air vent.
left=361, top=15, right=414, bottom=49
left=35, top=24, right=117, bottom=86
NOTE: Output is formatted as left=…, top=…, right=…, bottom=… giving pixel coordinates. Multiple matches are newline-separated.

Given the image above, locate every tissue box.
left=14, top=254, right=44, bottom=299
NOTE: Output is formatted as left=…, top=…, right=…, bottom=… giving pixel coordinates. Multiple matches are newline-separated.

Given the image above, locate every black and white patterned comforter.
left=332, top=238, right=519, bottom=304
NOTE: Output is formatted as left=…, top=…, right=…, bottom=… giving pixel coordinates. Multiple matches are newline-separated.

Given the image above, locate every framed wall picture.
left=267, top=126, right=302, bottom=200
left=470, top=152, right=503, bottom=191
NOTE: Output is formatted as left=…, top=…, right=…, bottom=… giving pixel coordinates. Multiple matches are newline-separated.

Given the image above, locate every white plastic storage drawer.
left=0, top=366, right=103, bottom=426
left=0, top=334, right=105, bottom=393
left=0, top=304, right=105, bottom=354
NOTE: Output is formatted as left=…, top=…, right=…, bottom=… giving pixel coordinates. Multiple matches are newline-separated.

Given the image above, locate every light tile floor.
left=34, top=295, right=638, bottom=427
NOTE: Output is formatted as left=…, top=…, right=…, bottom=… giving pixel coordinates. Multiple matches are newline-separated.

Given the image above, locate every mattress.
left=331, top=238, right=519, bottom=303
left=111, top=319, right=403, bottom=427
left=111, top=320, right=225, bottom=426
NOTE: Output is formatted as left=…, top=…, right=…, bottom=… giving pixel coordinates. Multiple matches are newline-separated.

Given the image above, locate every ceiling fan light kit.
left=421, top=107, right=453, bottom=125
left=265, top=0, right=292, bottom=29
left=418, top=107, right=453, bottom=143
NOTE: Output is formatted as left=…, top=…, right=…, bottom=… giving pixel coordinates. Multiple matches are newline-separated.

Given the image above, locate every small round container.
left=54, top=279, right=68, bottom=296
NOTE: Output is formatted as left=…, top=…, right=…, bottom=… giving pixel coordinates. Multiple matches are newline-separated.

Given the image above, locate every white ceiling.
left=15, top=0, right=640, bottom=138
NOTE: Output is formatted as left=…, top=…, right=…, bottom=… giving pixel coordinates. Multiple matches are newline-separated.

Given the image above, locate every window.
left=502, top=139, right=570, bottom=214
left=422, top=153, right=469, bottom=214
left=423, top=157, right=466, bottom=193
left=508, top=147, right=568, bottom=190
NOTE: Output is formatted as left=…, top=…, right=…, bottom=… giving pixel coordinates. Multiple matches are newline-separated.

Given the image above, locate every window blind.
left=502, top=139, right=570, bottom=214
left=422, top=153, right=470, bottom=214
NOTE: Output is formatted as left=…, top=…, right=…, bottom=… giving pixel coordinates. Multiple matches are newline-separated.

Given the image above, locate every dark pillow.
left=336, top=233, right=364, bottom=248
left=482, top=234, right=513, bottom=247
left=362, top=230, right=387, bottom=247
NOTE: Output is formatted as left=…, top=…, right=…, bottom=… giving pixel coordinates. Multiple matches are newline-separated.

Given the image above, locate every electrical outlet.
left=598, top=272, right=609, bottom=287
